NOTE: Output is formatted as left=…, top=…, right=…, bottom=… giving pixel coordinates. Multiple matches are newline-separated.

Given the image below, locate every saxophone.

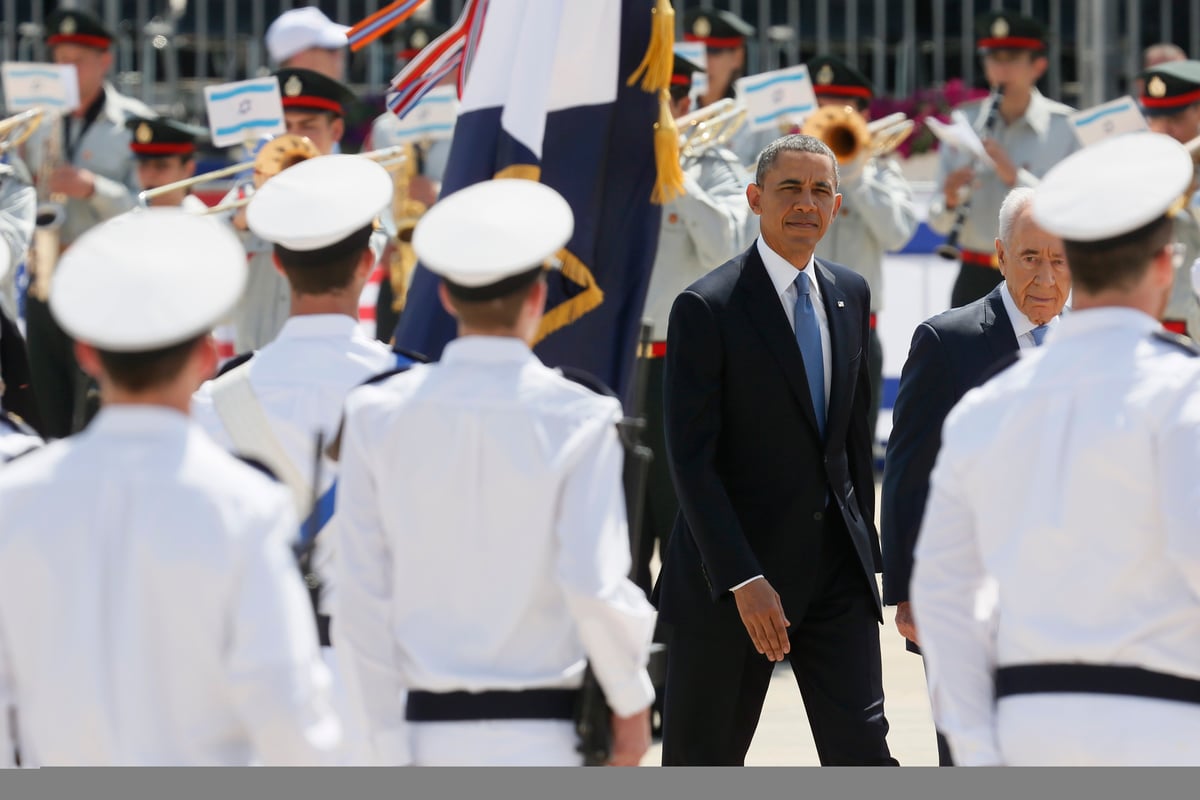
left=29, top=110, right=66, bottom=302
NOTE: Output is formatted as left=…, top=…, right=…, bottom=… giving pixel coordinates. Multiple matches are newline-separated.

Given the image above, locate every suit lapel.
left=737, top=247, right=823, bottom=439
left=815, top=260, right=854, bottom=442
left=981, top=287, right=1020, bottom=361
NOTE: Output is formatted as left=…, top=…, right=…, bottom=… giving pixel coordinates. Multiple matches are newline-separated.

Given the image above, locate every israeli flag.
left=204, top=78, right=286, bottom=148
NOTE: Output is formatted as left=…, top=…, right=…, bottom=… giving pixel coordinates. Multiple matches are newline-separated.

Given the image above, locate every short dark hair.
left=445, top=275, right=542, bottom=330
left=274, top=225, right=373, bottom=295
left=755, top=134, right=839, bottom=188
left=96, top=335, right=206, bottom=392
left=1062, top=215, right=1175, bottom=294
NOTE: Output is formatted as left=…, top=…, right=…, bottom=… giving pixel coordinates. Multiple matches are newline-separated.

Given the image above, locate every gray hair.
left=754, top=134, right=840, bottom=189
left=997, top=187, right=1037, bottom=248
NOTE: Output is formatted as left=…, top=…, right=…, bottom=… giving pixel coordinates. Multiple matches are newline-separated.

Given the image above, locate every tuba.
left=28, top=108, right=66, bottom=302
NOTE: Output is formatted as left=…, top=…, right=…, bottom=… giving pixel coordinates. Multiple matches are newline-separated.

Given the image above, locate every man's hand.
left=981, top=139, right=1018, bottom=187
left=733, top=578, right=791, bottom=662
left=607, top=706, right=651, bottom=766
left=47, top=165, right=95, bottom=199
left=942, top=166, right=975, bottom=209
left=895, top=600, right=919, bottom=646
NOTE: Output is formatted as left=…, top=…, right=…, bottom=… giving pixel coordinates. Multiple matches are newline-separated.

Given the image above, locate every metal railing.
left=3, top=1, right=1200, bottom=121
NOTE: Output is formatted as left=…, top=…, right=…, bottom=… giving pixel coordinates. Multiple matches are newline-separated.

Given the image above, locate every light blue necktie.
left=794, top=272, right=826, bottom=436
left=1030, top=324, right=1050, bottom=347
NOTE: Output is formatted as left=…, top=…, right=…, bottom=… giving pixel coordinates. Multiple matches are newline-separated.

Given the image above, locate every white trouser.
left=996, top=695, right=1200, bottom=765
left=409, top=720, right=582, bottom=766
left=321, top=646, right=372, bottom=766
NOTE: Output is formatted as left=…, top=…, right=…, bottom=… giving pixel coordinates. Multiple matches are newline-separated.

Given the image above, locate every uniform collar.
left=1013, top=88, right=1052, bottom=135
left=441, top=336, right=537, bottom=365
left=86, top=404, right=192, bottom=435
left=1049, top=306, right=1161, bottom=341
left=275, top=314, right=360, bottom=341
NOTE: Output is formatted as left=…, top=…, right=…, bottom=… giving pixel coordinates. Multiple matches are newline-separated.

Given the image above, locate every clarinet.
left=935, top=84, right=1006, bottom=260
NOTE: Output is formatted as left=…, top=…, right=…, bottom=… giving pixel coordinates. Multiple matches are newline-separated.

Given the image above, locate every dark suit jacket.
left=654, top=243, right=881, bottom=627
left=880, top=285, right=1019, bottom=610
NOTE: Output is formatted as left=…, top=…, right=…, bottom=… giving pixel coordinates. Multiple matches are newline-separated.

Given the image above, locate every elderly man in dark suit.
left=654, top=134, right=896, bottom=766
left=880, top=186, right=1070, bottom=763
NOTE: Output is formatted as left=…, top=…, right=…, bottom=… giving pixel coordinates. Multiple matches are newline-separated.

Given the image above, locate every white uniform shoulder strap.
left=209, top=362, right=310, bottom=517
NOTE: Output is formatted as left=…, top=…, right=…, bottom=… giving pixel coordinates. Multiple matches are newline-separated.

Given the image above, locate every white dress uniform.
left=912, top=132, right=1200, bottom=766
left=334, top=180, right=656, bottom=766
left=192, top=154, right=396, bottom=765
left=0, top=209, right=341, bottom=766
left=641, top=147, right=756, bottom=341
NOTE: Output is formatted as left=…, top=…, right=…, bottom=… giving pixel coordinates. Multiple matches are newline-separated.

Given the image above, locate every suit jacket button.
left=813, top=511, right=823, bottom=521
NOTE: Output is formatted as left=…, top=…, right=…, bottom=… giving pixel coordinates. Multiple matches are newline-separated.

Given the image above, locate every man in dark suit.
left=655, top=134, right=895, bottom=766
left=880, top=186, right=1070, bottom=764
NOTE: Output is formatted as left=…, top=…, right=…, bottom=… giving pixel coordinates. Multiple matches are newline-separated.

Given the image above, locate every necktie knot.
left=795, top=271, right=811, bottom=296
left=1031, top=324, right=1050, bottom=347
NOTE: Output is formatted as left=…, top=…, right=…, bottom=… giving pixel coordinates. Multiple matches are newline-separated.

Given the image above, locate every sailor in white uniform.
left=0, top=209, right=340, bottom=766
left=333, top=179, right=657, bottom=766
left=191, top=154, right=397, bottom=764
left=912, top=132, right=1200, bottom=766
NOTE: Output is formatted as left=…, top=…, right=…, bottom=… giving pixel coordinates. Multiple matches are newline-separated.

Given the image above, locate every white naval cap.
left=1032, top=131, right=1193, bottom=242
left=49, top=209, right=247, bottom=352
left=266, top=7, right=350, bottom=64
left=414, top=179, right=574, bottom=300
left=246, top=154, right=392, bottom=252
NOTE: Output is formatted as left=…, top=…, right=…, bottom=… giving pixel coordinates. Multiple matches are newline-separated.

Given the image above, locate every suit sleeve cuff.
left=730, top=574, right=764, bottom=592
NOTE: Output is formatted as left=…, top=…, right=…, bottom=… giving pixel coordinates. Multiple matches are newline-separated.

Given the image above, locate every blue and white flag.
left=736, top=65, right=818, bottom=133
left=204, top=78, right=286, bottom=148
left=1, top=62, right=79, bottom=112
left=393, top=0, right=662, bottom=398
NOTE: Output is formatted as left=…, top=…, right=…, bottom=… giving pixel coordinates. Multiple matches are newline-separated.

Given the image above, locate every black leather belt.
left=995, top=664, right=1200, bottom=706
left=316, top=614, right=331, bottom=648
left=406, top=688, right=580, bottom=722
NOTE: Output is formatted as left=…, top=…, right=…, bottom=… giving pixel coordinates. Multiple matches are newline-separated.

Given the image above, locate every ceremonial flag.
left=393, top=0, right=663, bottom=398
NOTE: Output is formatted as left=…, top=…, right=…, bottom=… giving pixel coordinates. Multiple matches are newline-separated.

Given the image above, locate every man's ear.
left=746, top=182, right=763, bottom=215
left=74, top=341, right=103, bottom=379
left=437, top=281, right=459, bottom=318
left=994, top=237, right=1008, bottom=277
left=331, top=117, right=345, bottom=145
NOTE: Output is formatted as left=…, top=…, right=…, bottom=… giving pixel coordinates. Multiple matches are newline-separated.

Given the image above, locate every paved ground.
left=641, top=482, right=940, bottom=766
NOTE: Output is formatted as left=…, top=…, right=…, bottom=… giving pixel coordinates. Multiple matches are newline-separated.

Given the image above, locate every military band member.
left=126, top=117, right=208, bottom=212
left=0, top=155, right=35, bottom=318
left=810, top=55, right=919, bottom=446
left=21, top=9, right=155, bottom=438
left=0, top=209, right=341, bottom=765
left=191, top=155, right=397, bottom=764
left=913, top=132, right=1200, bottom=765
left=228, top=68, right=358, bottom=353
left=265, top=6, right=350, bottom=82
left=636, top=54, right=757, bottom=594
left=928, top=11, right=1078, bottom=308
left=1138, top=59, right=1200, bottom=340
left=334, top=179, right=656, bottom=766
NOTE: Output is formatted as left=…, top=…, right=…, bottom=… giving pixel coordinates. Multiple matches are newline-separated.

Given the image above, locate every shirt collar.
left=1017, top=88, right=1051, bottom=135
left=757, top=237, right=820, bottom=299
left=275, top=314, right=360, bottom=342
left=441, top=335, right=538, bottom=366
left=1049, top=306, right=1161, bottom=342
left=999, top=281, right=1063, bottom=340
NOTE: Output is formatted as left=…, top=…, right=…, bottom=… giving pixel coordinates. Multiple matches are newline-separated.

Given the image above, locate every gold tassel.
left=627, top=0, right=675, bottom=92
left=533, top=248, right=605, bottom=345
left=652, top=89, right=686, bottom=204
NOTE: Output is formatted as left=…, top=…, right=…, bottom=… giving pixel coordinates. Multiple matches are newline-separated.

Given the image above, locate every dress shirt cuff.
left=87, top=173, right=133, bottom=219
left=730, top=574, right=764, bottom=592
left=605, top=668, right=657, bottom=718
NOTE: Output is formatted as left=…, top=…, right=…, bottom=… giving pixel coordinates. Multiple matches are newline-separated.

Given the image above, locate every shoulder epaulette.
left=1151, top=329, right=1200, bottom=355
left=555, top=366, right=619, bottom=398
left=215, top=351, right=255, bottom=378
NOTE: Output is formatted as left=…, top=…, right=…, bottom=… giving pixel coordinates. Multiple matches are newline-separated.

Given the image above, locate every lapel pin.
left=836, top=300, right=845, bottom=308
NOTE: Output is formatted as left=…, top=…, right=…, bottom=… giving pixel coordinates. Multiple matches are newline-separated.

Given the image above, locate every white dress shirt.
left=333, top=336, right=656, bottom=765
left=757, top=237, right=832, bottom=406
left=912, top=308, right=1200, bottom=765
left=0, top=406, right=340, bottom=766
left=998, top=282, right=1060, bottom=351
left=192, top=314, right=395, bottom=615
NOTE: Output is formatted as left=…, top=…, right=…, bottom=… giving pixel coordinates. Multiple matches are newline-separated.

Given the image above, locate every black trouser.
left=375, top=278, right=400, bottom=345
left=905, top=639, right=956, bottom=766
left=637, top=356, right=671, bottom=596
left=950, top=262, right=1003, bottom=309
left=661, top=512, right=897, bottom=766
left=25, top=295, right=95, bottom=438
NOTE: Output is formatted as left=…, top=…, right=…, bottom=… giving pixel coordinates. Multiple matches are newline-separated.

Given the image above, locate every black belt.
left=406, top=688, right=579, bottom=722
left=316, top=614, right=331, bottom=648
left=995, top=664, right=1200, bottom=706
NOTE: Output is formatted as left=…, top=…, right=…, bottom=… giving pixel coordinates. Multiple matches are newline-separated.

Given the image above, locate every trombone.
left=0, top=108, right=45, bottom=154
left=677, top=99, right=748, bottom=162
left=800, top=105, right=914, bottom=165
